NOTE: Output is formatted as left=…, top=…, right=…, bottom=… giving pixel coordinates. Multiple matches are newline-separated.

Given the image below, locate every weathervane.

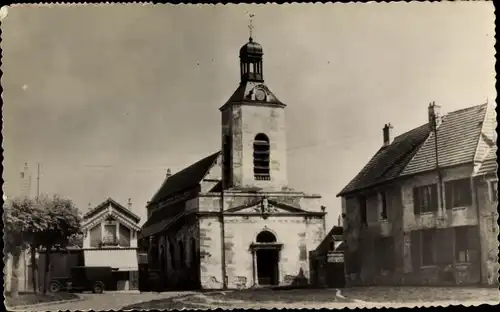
left=248, top=13, right=255, bottom=40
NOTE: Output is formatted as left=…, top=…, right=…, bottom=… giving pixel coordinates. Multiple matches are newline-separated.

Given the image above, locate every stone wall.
left=474, top=174, right=499, bottom=286
left=230, top=104, right=288, bottom=191
left=197, top=191, right=325, bottom=289
left=199, top=216, right=224, bottom=289
left=400, top=165, right=482, bottom=285
left=401, top=165, right=476, bottom=232
left=199, top=214, right=324, bottom=289
left=4, top=250, right=31, bottom=293
left=158, top=216, right=200, bottom=290
left=343, top=184, right=404, bottom=286
left=343, top=164, right=494, bottom=286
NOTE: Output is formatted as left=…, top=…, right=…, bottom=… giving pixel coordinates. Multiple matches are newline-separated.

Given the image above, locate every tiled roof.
left=314, top=226, right=344, bottom=254
left=141, top=151, right=221, bottom=236
left=83, top=197, right=140, bottom=223
left=476, top=146, right=498, bottom=176
left=401, top=104, right=488, bottom=176
left=337, top=103, right=492, bottom=197
left=337, top=123, right=431, bottom=197
left=148, top=151, right=221, bottom=205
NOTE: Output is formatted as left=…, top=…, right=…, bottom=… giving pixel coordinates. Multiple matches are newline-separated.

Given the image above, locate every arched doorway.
left=252, top=230, right=281, bottom=286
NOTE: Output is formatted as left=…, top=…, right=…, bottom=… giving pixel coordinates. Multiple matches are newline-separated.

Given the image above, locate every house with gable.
left=337, top=102, right=498, bottom=287
left=34, top=197, right=143, bottom=291
left=80, top=197, right=142, bottom=290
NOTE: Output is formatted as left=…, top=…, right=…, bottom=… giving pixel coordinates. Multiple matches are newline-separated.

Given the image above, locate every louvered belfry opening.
left=253, top=133, right=270, bottom=180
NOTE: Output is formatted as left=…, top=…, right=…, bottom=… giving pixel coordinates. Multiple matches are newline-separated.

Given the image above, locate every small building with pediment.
left=140, top=34, right=327, bottom=290
left=34, top=198, right=143, bottom=292
left=80, top=197, right=142, bottom=290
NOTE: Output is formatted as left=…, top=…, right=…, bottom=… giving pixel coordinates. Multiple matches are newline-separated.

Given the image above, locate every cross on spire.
left=248, top=13, right=255, bottom=41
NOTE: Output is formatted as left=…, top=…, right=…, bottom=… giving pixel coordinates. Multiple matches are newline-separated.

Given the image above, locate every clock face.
left=255, top=89, right=266, bottom=101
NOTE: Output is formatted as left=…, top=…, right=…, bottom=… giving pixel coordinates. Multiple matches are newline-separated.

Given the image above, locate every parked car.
left=49, top=266, right=116, bottom=294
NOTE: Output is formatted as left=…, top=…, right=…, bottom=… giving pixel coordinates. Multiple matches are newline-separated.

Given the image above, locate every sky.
left=2, top=3, right=496, bottom=229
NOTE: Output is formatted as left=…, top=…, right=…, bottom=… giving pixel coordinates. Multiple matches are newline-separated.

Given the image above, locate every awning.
left=83, top=249, right=138, bottom=271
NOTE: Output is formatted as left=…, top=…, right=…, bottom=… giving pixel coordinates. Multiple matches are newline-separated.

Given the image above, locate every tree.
left=4, top=197, right=48, bottom=297
left=37, top=195, right=82, bottom=294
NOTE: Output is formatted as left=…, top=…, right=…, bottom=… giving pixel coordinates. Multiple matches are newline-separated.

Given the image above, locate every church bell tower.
left=220, top=16, right=288, bottom=191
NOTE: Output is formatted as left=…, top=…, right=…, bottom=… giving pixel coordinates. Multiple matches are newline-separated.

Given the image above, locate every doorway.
left=256, top=249, right=279, bottom=285
left=254, top=230, right=281, bottom=286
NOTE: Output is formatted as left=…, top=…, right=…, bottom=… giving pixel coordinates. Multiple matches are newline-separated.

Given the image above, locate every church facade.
left=140, top=35, right=327, bottom=290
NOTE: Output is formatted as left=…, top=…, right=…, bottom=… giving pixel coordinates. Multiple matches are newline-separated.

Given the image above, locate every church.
left=139, top=32, right=327, bottom=290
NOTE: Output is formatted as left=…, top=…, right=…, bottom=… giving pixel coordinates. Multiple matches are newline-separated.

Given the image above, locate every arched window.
left=256, top=230, right=277, bottom=243
left=253, top=133, right=270, bottom=180
left=178, top=240, right=185, bottom=268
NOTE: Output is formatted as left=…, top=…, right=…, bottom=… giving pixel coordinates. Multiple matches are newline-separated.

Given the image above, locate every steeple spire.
left=248, top=13, right=255, bottom=41
left=239, top=14, right=263, bottom=83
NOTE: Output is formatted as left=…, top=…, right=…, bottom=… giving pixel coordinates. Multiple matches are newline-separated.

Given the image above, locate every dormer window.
left=253, top=133, right=270, bottom=180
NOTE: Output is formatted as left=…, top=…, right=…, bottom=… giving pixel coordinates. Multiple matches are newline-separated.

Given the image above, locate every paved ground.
left=11, top=287, right=499, bottom=311
left=123, top=287, right=500, bottom=310
left=15, top=291, right=191, bottom=312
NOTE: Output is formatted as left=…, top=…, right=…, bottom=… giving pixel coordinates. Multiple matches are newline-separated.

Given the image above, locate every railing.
left=100, top=237, right=119, bottom=247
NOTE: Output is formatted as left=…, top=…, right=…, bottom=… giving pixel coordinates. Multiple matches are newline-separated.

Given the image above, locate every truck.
left=49, top=266, right=116, bottom=294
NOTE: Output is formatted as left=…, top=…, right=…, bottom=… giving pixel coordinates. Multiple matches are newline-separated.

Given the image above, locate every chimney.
left=428, top=101, right=442, bottom=131
left=383, top=123, right=393, bottom=147
left=127, top=198, right=132, bottom=210
left=166, top=168, right=172, bottom=178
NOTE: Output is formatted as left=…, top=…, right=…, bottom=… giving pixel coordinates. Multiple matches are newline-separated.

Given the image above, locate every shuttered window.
left=445, top=178, right=472, bottom=209
left=435, top=229, right=454, bottom=265
left=413, top=184, right=438, bottom=214
left=455, top=226, right=479, bottom=263
left=421, top=229, right=436, bottom=266
left=376, top=237, right=394, bottom=271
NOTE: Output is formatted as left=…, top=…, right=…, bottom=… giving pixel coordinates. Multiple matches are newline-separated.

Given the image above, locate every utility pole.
left=36, top=163, right=40, bottom=199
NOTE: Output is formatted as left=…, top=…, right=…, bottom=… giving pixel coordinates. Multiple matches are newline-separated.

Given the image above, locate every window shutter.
left=445, top=182, right=452, bottom=210
left=410, top=231, right=421, bottom=271
left=462, top=179, right=473, bottom=206
left=436, top=229, right=453, bottom=264
left=413, top=188, right=420, bottom=215
left=431, top=184, right=438, bottom=212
